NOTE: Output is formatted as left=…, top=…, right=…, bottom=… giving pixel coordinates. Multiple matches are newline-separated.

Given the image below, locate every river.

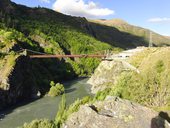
left=0, top=78, right=91, bottom=128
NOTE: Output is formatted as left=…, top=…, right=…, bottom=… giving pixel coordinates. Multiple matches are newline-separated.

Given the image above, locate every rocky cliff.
left=87, top=60, right=125, bottom=93
left=88, top=48, right=144, bottom=93
left=63, top=96, right=170, bottom=128
left=0, top=55, right=38, bottom=109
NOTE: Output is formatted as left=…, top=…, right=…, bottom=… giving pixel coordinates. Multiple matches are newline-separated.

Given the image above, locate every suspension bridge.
left=17, top=47, right=144, bottom=60
left=16, top=48, right=145, bottom=74
left=18, top=49, right=108, bottom=59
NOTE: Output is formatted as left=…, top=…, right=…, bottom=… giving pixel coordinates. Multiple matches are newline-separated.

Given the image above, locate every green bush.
left=20, top=119, right=55, bottom=128
left=50, top=81, right=55, bottom=87
left=93, top=88, right=112, bottom=101
left=48, top=82, right=65, bottom=97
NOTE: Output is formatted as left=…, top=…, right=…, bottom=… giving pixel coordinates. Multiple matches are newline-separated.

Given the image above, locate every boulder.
left=63, top=96, right=170, bottom=128
left=87, top=60, right=124, bottom=93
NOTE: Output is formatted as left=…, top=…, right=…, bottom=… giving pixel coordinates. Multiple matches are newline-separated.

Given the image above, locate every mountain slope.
left=90, top=19, right=170, bottom=47
left=1, top=0, right=170, bottom=50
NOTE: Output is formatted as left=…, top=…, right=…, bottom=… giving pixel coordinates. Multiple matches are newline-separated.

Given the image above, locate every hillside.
left=1, top=0, right=170, bottom=50
left=0, top=0, right=170, bottom=109
left=166, top=36, right=170, bottom=39
left=90, top=19, right=170, bottom=47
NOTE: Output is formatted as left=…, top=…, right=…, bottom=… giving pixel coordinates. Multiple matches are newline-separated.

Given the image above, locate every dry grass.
left=0, top=54, right=19, bottom=89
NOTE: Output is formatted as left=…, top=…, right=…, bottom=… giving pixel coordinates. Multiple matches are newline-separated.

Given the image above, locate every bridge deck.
left=29, top=54, right=106, bottom=58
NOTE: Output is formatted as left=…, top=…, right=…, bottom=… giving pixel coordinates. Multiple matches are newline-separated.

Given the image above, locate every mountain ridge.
left=1, top=0, right=170, bottom=49
left=89, top=19, right=170, bottom=47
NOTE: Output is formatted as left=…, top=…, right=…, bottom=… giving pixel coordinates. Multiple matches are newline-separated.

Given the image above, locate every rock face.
left=88, top=48, right=144, bottom=94
left=63, top=96, right=170, bottom=128
left=0, top=56, right=38, bottom=109
left=87, top=60, right=124, bottom=93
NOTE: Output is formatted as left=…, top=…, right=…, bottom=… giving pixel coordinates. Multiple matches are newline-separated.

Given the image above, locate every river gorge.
left=0, top=78, right=91, bottom=128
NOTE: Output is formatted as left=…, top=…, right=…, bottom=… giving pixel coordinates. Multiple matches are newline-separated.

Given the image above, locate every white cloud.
left=52, top=0, right=114, bottom=18
left=148, top=17, right=170, bottom=23
left=39, top=0, right=50, bottom=3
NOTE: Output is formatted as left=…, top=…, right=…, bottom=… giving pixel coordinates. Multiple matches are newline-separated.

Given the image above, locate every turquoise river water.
left=0, top=78, right=91, bottom=128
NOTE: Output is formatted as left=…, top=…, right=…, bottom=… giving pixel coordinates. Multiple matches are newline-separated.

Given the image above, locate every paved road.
left=107, top=47, right=145, bottom=60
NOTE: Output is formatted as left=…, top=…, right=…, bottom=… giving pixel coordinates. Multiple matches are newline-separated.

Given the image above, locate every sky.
left=11, top=0, right=170, bottom=36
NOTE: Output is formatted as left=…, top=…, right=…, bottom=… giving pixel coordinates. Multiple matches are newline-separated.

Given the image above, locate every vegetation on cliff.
left=112, top=48, right=170, bottom=108
left=20, top=119, right=55, bottom=128
left=90, top=48, right=170, bottom=110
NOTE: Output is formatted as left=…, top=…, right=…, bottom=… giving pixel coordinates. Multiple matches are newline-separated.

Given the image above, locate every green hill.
left=90, top=19, right=170, bottom=47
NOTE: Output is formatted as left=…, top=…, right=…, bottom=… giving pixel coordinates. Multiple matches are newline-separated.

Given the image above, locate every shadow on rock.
left=151, top=111, right=170, bottom=128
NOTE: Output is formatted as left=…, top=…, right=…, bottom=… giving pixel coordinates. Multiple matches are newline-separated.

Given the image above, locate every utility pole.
left=149, top=31, right=153, bottom=47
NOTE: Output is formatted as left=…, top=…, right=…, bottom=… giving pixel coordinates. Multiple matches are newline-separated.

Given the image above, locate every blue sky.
left=11, top=0, right=170, bottom=36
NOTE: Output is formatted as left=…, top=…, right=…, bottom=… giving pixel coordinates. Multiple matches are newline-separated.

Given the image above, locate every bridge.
left=19, top=49, right=107, bottom=59
left=29, top=54, right=106, bottom=59
left=18, top=47, right=144, bottom=59
left=16, top=48, right=145, bottom=74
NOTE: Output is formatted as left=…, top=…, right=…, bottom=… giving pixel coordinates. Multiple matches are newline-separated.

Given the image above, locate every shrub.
left=55, top=94, right=66, bottom=127
left=48, top=82, right=65, bottom=97
left=20, top=119, right=55, bottom=128
left=50, top=81, right=55, bottom=87
left=93, top=88, right=112, bottom=101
